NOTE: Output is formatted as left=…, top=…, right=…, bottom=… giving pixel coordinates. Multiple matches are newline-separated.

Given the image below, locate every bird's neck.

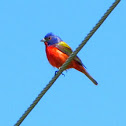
left=44, top=42, right=58, bottom=48
left=44, top=42, right=48, bottom=47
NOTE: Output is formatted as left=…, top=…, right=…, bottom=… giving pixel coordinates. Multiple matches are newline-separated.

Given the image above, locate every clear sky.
left=0, top=0, right=126, bottom=126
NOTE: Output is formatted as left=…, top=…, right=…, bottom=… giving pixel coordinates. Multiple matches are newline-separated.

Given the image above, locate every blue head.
left=41, top=33, right=62, bottom=45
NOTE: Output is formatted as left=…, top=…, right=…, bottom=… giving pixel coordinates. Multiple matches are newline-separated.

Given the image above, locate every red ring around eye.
left=48, top=37, right=51, bottom=40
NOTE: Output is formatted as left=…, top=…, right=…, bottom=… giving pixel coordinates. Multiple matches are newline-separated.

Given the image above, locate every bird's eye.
left=48, top=36, right=51, bottom=40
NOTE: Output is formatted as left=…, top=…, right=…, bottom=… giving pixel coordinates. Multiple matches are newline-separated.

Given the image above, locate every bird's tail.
left=83, top=70, right=98, bottom=85
left=74, top=64, right=98, bottom=85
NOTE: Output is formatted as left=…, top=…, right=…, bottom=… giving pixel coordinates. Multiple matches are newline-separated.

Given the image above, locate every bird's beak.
left=40, top=38, right=46, bottom=42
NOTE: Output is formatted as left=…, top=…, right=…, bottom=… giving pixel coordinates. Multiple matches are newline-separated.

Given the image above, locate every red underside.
left=45, top=42, right=86, bottom=73
left=44, top=42, right=98, bottom=85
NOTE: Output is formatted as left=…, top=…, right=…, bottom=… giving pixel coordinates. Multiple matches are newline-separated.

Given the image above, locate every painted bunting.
left=41, top=33, right=98, bottom=85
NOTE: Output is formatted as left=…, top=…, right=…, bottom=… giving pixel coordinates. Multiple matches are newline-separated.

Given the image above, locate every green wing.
left=56, top=41, right=73, bottom=55
left=55, top=41, right=85, bottom=67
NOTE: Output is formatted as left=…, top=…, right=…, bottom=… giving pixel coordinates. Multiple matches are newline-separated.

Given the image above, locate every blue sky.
left=0, top=0, right=126, bottom=126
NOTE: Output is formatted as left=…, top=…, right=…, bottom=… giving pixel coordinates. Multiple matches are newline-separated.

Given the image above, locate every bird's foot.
left=55, top=70, right=65, bottom=76
left=55, top=71, right=58, bottom=75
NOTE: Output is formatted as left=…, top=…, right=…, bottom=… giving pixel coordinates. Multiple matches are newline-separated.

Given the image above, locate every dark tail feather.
left=84, top=71, right=98, bottom=85
left=77, top=66, right=98, bottom=85
left=73, top=62, right=98, bottom=85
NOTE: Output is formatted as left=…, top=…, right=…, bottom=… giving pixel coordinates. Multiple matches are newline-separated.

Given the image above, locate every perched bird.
left=41, top=33, right=98, bottom=85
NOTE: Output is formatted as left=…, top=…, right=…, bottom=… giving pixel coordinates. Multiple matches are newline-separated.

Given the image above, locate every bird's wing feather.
left=55, top=41, right=85, bottom=67
left=55, top=41, right=73, bottom=55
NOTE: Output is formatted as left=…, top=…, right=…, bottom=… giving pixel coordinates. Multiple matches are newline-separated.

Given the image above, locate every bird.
left=41, top=32, right=98, bottom=85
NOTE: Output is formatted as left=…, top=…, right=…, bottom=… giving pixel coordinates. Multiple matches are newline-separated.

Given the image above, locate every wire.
left=14, top=0, right=120, bottom=125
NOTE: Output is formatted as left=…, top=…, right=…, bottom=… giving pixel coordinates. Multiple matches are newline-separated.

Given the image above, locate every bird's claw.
left=55, top=71, right=65, bottom=76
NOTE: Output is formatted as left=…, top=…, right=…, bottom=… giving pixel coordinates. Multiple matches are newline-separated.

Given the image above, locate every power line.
left=14, top=0, right=120, bottom=125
